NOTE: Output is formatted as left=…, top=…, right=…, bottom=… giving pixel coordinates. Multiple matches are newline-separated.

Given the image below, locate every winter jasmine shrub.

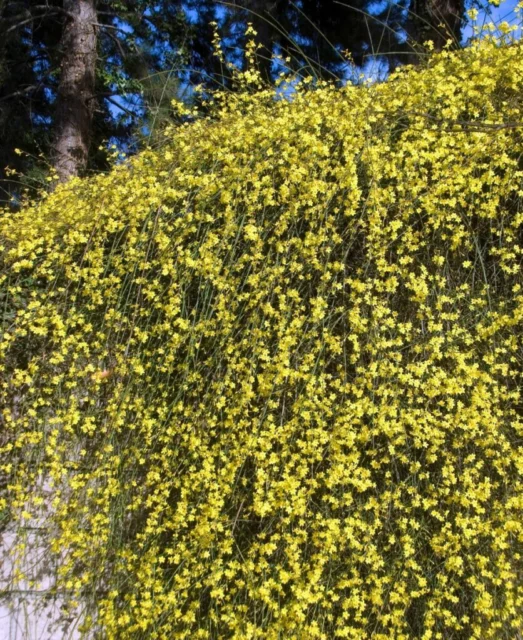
left=1, top=35, right=523, bottom=639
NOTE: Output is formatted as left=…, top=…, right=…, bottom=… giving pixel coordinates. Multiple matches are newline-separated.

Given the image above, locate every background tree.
left=52, top=0, right=98, bottom=182
left=225, top=0, right=408, bottom=82
left=0, top=1, right=63, bottom=197
left=0, top=1, right=208, bottom=196
left=407, top=0, right=465, bottom=56
left=0, top=0, right=476, bottom=200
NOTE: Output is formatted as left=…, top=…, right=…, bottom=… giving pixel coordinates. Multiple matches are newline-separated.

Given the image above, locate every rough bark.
left=53, top=0, right=97, bottom=182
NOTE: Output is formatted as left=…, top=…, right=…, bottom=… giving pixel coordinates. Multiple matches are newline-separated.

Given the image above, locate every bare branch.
left=0, top=84, right=39, bottom=102
left=2, top=6, right=74, bottom=34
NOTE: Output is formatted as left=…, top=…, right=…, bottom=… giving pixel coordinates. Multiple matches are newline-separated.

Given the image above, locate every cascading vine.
left=1, top=36, right=523, bottom=640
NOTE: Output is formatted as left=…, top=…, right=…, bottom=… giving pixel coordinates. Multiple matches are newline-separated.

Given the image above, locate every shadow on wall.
left=0, top=481, right=86, bottom=640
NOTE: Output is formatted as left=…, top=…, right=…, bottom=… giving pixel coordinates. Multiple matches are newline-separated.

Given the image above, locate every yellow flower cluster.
left=2, top=37, right=523, bottom=639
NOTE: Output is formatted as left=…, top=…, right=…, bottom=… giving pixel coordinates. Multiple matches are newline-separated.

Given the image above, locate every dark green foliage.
left=0, top=0, right=468, bottom=202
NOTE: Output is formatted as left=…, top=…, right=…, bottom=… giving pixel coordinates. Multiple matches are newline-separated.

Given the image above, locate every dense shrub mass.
left=1, top=37, right=523, bottom=639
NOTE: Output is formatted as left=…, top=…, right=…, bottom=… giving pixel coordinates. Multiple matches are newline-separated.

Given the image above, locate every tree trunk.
left=53, top=0, right=97, bottom=182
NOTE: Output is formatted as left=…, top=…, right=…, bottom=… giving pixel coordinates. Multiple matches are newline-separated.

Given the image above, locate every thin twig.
left=403, top=110, right=523, bottom=131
